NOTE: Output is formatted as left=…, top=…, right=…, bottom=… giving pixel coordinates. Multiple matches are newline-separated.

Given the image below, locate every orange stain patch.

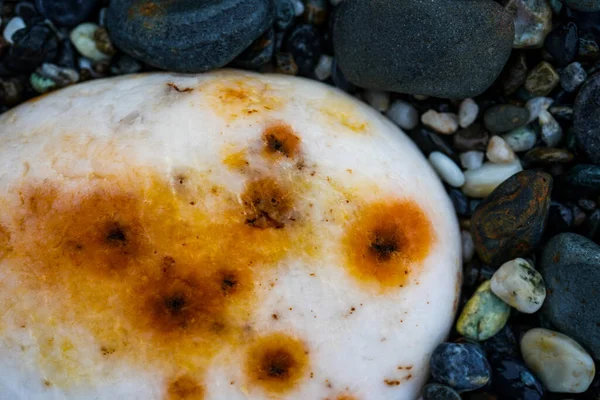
left=242, top=178, right=294, bottom=229
left=245, top=332, right=309, bottom=395
left=343, top=200, right=434, bottom=291
left=0, top=166, right=317, bottom=388
left=262, top=123, right=301, bottom=159
left=222, top=147, right=249, bottom=171
left=167, top=375, right=205, bottom=400
left=205, top=78, right=282, bottom=121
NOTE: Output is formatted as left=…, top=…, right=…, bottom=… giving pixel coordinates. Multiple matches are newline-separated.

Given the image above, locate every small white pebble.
left=525, top=97, right=553, bottom=124
left=521, top=328, right=596, bottom=393
left=460, top=151, right=484, bottom=170
left=461, top=231, right=475, bottom=262
left=386, top=100, right=419, bottom=130
left=491, top=258, right=546, bottom=313
left=459, top=98, right=479, bottom=128
left=486, top=136, right=516, bottom=163
left=3, top=17, right=26, bottom=44
left=363, top=89, right=390, bottom=113
left=314, top=55, right=333, bottom=81
left=462, top=160, right=523, bottom=198
left=502, top=127, right=537, bottom=152
left=539, top=110, right=563, bottom=147
left=70, top=23, right=112, bottom=61
left=292, top=0, right=305, bottom=16
left=428, top=151, right=465, bottom=187
left=421, top=110, right=459, bottom=135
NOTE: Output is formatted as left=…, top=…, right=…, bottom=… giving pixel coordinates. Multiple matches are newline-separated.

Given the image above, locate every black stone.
left=35, top=0, right=99, bottom=27
left=540, top=233, right=600, bottom=359
left=584, top=209, right=600, bottom=241
left=332, top=0, right=514, bottom=98
left=0, top=78, right=24, bottom=106
left=233, top=28, right=275, bottom=69
left=503, top=51, right=528, bottom=96
left=55, top=39, right=77, bottom=70
left=15, top=1, right=39, bottom=23
left=561, top=0, right=600, bottom=12
left=483, top=105, right=530, bottom=134
left=544, top=22, right=578, bottom=68
left=449, top=188, right=469, bottom=217
left=489, top=358, right=545, bottom=400
left=331, top=58, right=357, bottom=93
left=283, top=24, right=322, bottom=77
left=559, top=164, right=600, bottom=198
left=482, top=325, right=519, bottom=362
left=573, top=72, right=600, bottom=164
left=4, top=22, right=58, bottom=72
left=430, top=342, right=491, bottom=392
left=545, top=201, right=574, bottom=237
left=274, top=0, right=295, bottom=30
left=422, top=383, right=461, bottom=400
left=106, top=0, right=275, bottom=73
left=453, top=123, right=490, bottom=152
left=408, top=126, right=456, bottom=159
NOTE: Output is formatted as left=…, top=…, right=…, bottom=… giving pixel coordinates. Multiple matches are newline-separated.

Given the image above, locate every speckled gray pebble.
left=430, top=342, right=491, bottom=392
left=484, top=105, right=530, bottom=133
left=573, top=72, right=600, bottom=165
left=540, top=233, right=600, bottom=359
left=422, top=383, right=462, bottom=400
left=333, top=0, right=514, bottom=98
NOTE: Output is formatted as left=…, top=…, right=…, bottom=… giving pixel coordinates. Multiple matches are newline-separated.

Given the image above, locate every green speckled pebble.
left=457, top=280, right=510, bottom=341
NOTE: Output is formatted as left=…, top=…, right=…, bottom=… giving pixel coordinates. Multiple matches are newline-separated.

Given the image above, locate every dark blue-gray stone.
left=540, top=233, right=600, bottom=359
left=573, top=72, right=600, bottom=165
left=561, top=0, right=600, bottom=11
left=422, top=383, right=461, bottom=400
left=430, top=342, right=491, bottom=392
left=332, top=0, right=514, bottom=98
left=559, top=164, right=600, bottom=198
left=35, top=0, right=99, bottom=27
left=106, top=0, right=274, bottom=73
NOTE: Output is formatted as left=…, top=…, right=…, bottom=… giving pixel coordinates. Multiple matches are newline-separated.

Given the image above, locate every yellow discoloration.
left=318, top=94, right=369, bottom=133
left=221, top=146, right=249, bottom=171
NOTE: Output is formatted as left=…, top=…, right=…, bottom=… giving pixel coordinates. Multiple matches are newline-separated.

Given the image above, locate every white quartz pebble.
left=539, top=110, right=563, bottom=147
left=521, top=328, right=596, bottom=393
left=70, top=23, right=112, bottom=62
left=460, top=151, right=484, bottom=170
left=461, top=231, right=475, bottom=262
left=459, top=98, right=479, bottom=128
left=491, top=258, right=546, bottom=313
left=314, top=55, right=333, bottom=81
left=526, top=97, right=553, bottom=123
left=486, top=136, right=516, bottom=163
left=386, top=100, right=419, bottom=130
left=502, top=127, right=537, bottom=152
left=421, top=110, right=459, bottom=135
left=462, top=160, right=523, bottom=198
left=3, top=17, right=25, bottom=44
left=428, top=151, right=465, bottom=187
left=363, top=89, right=390, bottom=113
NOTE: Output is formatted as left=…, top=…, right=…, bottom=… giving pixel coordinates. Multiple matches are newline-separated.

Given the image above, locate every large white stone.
left=0, top=71, right=461, bottom=400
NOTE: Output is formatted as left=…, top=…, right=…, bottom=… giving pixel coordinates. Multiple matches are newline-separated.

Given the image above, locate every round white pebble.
left=428, top=151, right=465, bottom=187
left=459, top=98, right=479, bottom=128
left=421, top=110, right=459, bottom=135
left=3, top=17, right=26, bottom=44
left=521, top=328, right=596, bottom=393
left=486, top=136, right=516, bottom=163
left=386, top=100, right=419, bottom=130
left=490, top=258, right=546, bottom=313
left=462, top=160, right=523, bottom=198
left=70, top=23, right=112, bottom=62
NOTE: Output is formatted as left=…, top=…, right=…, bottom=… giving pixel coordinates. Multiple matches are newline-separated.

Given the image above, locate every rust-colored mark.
left=167, top=82, right=193, bottom=93
left=245, top=332, right=309, bottom=395
left=262, top=123, right=301, bottom=159
left=242, top=178, right=293, bottom=229
left=384, top=379, right=401, bottom=386
left=167, top=375, right=205, bottom=400
left=343, top=200, right=434, bottom=291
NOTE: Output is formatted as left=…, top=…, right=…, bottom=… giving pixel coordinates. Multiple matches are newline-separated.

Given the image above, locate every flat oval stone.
left=462, top=160, right=523, bottom=199
left=456, top=280, right=511, bottom=341
left=540, top=233, right=600, bottom=359
left=490, top=258, right=546, bottom=313
left=106, top=0, right=274, bottom=72
left=523, top=147, right=574, bottom=166
left=471, top=170, right=552, bottom=266
left=521, top=328, right=596, bottom=393
left=559, top=164, right=600, bottom=199
left=573, top=72, right=600, bottom=165
left=454, top=124, right=490, bottom=152
left=430, top=342, right=491, bottom=392
left=484, top=105, right=530, bottom=134
left=332, top=0, right=514, bottom=98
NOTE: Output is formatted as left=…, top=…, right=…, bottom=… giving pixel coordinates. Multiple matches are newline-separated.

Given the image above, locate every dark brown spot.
left=106, top=224, right=127, bottom=244
left=167, top=82, right=193, bottom=93
left=262, top=123, right=300, bottom=159
left=167, top=375, right=205, bottom=400
left=242, top=178, right=293, bottom=229
left=384, top=379, right=400, bottom=386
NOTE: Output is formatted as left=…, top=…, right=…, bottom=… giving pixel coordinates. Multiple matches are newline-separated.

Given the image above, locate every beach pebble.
left=422, top=383, right=461, bottom=400
left=462, top=160, right=523, bottom=198
left=363, top=89, right=390, bottom=112
left=506, top=0, right=552, bottom=48
left=3, top=17, right=26, bottom=44
left=422, top=110, right=459, bottom=135
left=525, top=96, right=553, bottom=123
left=490, top=258, right=546, bottom=313
left=484, top=104, right=529, bottom=133
left=35, top=0, right=99, bottom=27
left=544, top=22, right=578, bottom=67
left=386, top=100, right=419, bottom=130
left=313, top=54, right=333, bottom=81
left=429, top=152, right=465, bottom=187
left=502, top=126, right=537, bottom=152
left=457, top=280, right=511, bottom=341
left=525, top=61, right=560, bottom=96
left=70, top=23, right=112, bottom=61
left=573, top=72, right=600, bottom=165
left=462, top=231, right=475, bottom=262
left=459, top=98, right=479, bottom=128
left=471, top=170, right=552, bottom=265
left=490, top=358, right=545, bottom=400
left=560, top=62, right=587, bottom=93
left=486, top=136, right=516, bottom=163
left=539, top=110, right=563, bottom=147
left=430, top=342, right=491, bottom=392
left=460, top=151, right=484, bottom=170
left=561, top=0, right=600, bottom=11
left=454, top=124, right=489, bottom=152
left=521, top=328, right=596, bottom=393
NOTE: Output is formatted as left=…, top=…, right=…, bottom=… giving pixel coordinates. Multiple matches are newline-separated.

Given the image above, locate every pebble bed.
left=1, top=0, right=600, bottom=399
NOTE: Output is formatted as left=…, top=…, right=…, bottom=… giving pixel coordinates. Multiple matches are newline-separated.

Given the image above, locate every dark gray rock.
left=484, top=105, right=530, bottom=134
left=573, top=72, right=600, bottom=164
left=561, top=0, right=600, bottom=11
left=106, top=0, right=274, bottom=72
left=430, top=342, right=491, bottom=392
left=540, top=233, right=600, bottom=359
left=332, top=0, right=514, bottom=98
left=559, top=164, right=600, bottom=198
